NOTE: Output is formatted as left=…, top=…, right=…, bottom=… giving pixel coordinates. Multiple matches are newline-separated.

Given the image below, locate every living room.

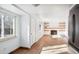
left=0, top=4, right=78, bottom=54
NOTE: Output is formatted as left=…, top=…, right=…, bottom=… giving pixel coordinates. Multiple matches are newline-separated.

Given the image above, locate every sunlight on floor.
left=41, top=44, right=70, bottom=54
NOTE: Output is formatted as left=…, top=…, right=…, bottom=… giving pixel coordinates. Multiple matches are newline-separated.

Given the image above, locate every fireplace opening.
left=51, top=30, right=57, bottom=35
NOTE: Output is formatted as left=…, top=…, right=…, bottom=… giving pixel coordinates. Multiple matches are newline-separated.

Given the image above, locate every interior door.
left=30, top=18, right=36, bottom=46
left=74, top=8, right=79, bottom=49
left=69, top=5, right=79, bottom=49
left=68, top=7, right=77, bottom=47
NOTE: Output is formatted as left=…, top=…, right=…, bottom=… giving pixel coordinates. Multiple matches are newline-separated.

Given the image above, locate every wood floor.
left=11, top=35, right=66, bottom=54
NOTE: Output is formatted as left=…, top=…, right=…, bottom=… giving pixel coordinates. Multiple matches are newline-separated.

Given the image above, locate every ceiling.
left=15, top=4, right=73, bottom=21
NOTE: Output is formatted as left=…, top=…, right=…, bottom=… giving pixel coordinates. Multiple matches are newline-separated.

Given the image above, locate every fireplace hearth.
left=51, top=30, right=57, bottom=35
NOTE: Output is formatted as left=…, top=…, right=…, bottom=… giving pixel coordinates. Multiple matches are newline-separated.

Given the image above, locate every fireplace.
left=51, top=30, right=57, bottom=35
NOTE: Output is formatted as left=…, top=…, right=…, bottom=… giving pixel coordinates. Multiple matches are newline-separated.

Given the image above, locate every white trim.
left=12, top=4, right=31, bottom=16
left=1, top=15, right=4, bottom=37
left=0, top=35, right=16, bottom=42
left=13, top=17, right=15, bottom=35
left=0, top=6, right=20, bottom=16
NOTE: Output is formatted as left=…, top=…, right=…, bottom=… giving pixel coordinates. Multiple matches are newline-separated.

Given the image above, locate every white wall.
left=20, top=15, right=44, bottom=48
left=30, top=14, right=44, bottom=42
left=30, top=16, right=44, bottom=46
left=30, top=17, right=36, bottom=46
left=20, top=14, right=31, bottom=48
left=35, top=19, right=44, bottom=42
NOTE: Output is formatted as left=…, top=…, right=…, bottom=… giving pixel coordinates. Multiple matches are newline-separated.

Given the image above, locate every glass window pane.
left=10, top=17, right=13, bottom=34
left=0, top=16, right=1, bottom=37
left=4, top=16, right=13, bottom=36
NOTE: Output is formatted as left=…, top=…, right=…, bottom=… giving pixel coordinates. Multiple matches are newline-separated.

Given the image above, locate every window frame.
left=4, top=15, right=13, bottom=36
left=0, top=15, right=1, bottom=37
left=0, top=13, right=16, bottom=41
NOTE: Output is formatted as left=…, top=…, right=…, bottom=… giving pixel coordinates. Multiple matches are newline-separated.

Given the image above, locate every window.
left=0, top=14, right=16, bottom=38
left=4, top=16, right=13, bottom=36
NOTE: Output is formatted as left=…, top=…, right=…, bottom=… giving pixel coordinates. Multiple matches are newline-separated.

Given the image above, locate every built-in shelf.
left=44, top=21, right=66, bottom=35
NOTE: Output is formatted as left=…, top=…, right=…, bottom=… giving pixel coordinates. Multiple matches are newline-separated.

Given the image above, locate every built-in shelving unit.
left=44, top=21, right=66, bottom=36
left=58, top=21, right=66, bottom=31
